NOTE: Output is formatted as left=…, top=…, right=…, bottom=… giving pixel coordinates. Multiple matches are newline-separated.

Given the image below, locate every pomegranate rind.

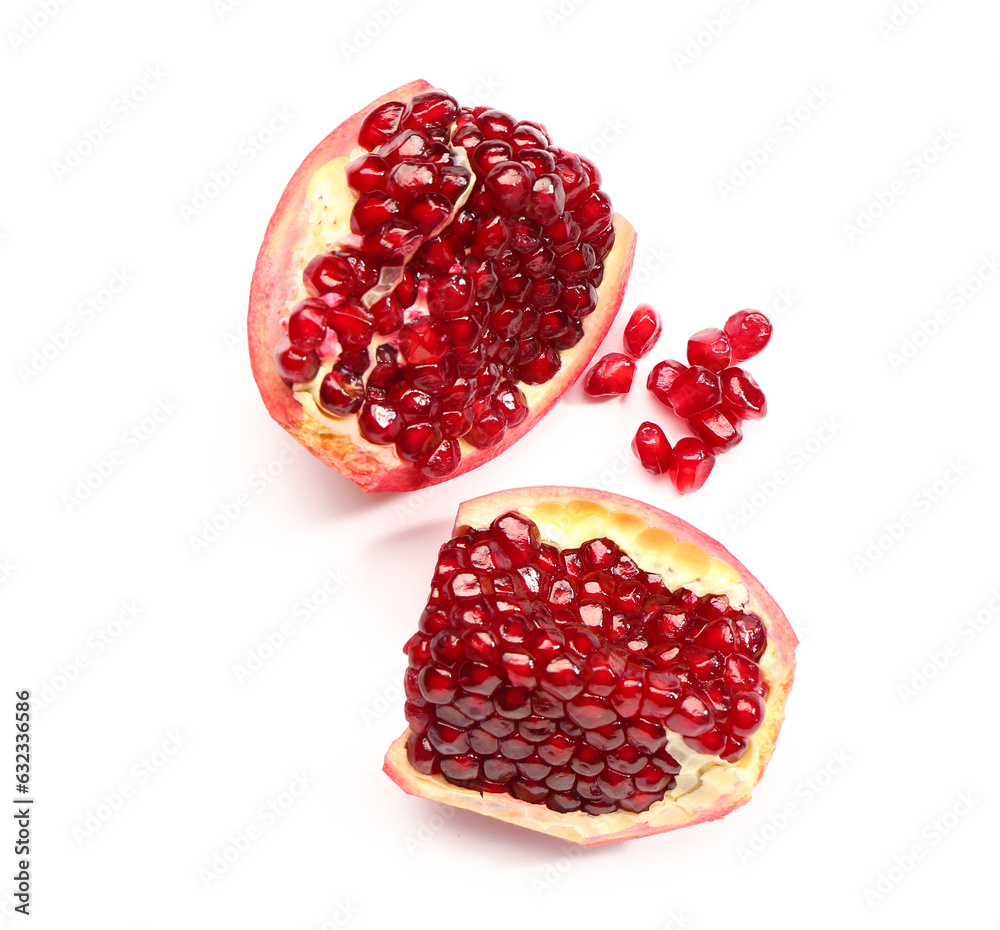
left=384, top=486, right=796, bottom=846
left=248, top=82, right=637, bottom=493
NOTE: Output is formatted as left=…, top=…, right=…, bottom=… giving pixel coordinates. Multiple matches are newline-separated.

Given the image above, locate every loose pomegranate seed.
left=665, top=366, right=721, bottom=418
left=646, top=359, right=687, bottom=408
left=720, top=367, right=767, bottom=420
left=724, top=310, right=772, bottom=361
left=686, top=328, right=732, bottom=372
left=632, top=422, right=672, bottom=475
left=623, top=304, right=662, bottom=359
left=404, top=513, right=768, bottom=813
left=583, top=353, right=635, bottom=397
left=668, top=438, right=716, bottom=494
left=686, top=407, right=743, bottom=453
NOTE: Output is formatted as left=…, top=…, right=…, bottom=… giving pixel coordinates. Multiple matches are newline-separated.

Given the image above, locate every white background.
left=2, top=0, right=998, bottom=926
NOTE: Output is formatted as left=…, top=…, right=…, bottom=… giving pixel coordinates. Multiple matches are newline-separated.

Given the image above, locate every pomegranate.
left=249, top=81, right=635, bottom=492
left=583, top=353, right=635, bottom=397
left=384, top=487, right=797, bottom=846
left=622, top=303, right=662, bottom=360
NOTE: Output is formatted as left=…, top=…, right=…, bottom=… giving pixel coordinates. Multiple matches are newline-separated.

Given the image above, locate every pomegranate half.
left=249, top=81, right=636, bottom=492
left=384, top=487, right=796, bottom=846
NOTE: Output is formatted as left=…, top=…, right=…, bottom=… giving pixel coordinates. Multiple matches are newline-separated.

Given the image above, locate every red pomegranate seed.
left=686, top=328, right=732, bottom=372
left=526, top=175, right=566, bottom=225
left=518, top=148, right=556, bottom=175
left=665, top=366, right=721, bottom=418
left=358, top=101, right=404, bottom=150
left=668, top=438, right=716, bottom=494
left=622, top=304, right=662, bottom=359
left=724, top=310, right=772, bottom=362
left=386, top=161, right=438, bottom=201
left=583, top=353, right=635, bottom=397
left=377, top=129, right=429, bottom=165
left=350, top=191, right=399, bottom=235
left=286, top=299, right=328, bottom=351
left=452, top=123, right=484, bottom=150
left=274, top=338, right=318, bottom=383
left=398, top=318, right=449, bottom=364
left=518, top=346, right=561, bottom=384
left=358, top=401, right=403, bottom=444
left=324, top=300, right=374, bottom=349
left=476, top=109, right=516, bottom=140
left=302, top=253, right=355, bottom=298
left=485, top=161, right=534, bottom=214
left=646, top=359, right=687, bottom=408
left=686, top=407, right=743, bottom=452
left=720, top=367, right=767, bottom=420
left=632, top=422, right=672, bottom=475
left=400, top=90, right=459, bottom=131
left=319, top=369, right=364, bottom=416
left=573, top=190, right=613, bottom=237
left=345, top=153, right=388, bottom=193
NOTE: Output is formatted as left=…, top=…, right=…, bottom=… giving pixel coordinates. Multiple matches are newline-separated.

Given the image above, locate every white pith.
left=386, top=496, right=782, bottom=845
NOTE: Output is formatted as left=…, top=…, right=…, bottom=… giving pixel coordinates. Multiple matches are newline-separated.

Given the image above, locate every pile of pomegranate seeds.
left=583, top=303, right=662, bottom=398
left=404, top=512, right=769, bottom=815
left=275, top=89, right=618, bottom=480
left=635, top=309, right=772, bottom=494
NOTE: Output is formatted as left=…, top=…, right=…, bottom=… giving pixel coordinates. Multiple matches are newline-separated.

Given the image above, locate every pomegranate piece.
left=668, top=438, right=716, bottom=493
left=583, top=353, right=636, bottom=397
left=385, top=488, right=797, bottom=845
left=646, top=359, right=687, bottom=408
left=249, top=81, right=636, bottom=492
left=623, top=304, right=662, bottom=360
left=720, top=367, right=767, bottom=420
left=686, top=327, right=732, bottom=372
left=632, top=422, right=672, bottom=475
left=724, top=310, right=772, bottom=362
left=686, top=407, right=743, bottom=453
left=665, top=366, right=721, bottom=418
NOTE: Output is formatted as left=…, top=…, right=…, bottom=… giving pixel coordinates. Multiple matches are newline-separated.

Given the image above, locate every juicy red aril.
left=669, top=438, right=716, bottom=494
left=623, top=304, right=662, bottom=360
left=287, top=300, right=328, bottom=351
left=724, top=310, right=772, bottom=362
left=359, top=101, right=405, bottom=150
left=720, top=367, right=767, bottom=420
left=632, top=422, right=672, bottom=475
left=404, top=512, right=769, bottom=815
left=584, top=353, right=635, bottom=397
left=646, top=359, right=686, bottom=408
left=686, top=327, right=732, bottom=372
left=285, top=88, right=622, bottom=480
left=274, top=339, right=318, bottom=383
left=665, top=366, right=721, bottom=418
left=687, top=407, right=743, bottom=453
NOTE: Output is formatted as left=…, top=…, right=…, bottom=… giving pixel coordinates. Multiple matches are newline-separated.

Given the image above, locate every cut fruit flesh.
left=385, top=486, right=796, bottom=846
left=249, top=81, right=636, bottom=492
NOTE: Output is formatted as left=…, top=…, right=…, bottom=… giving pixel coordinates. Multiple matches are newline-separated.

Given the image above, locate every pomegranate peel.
left=249, top=81, right=636, bottom=492
left=384, top=486, right=796, bottom=846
